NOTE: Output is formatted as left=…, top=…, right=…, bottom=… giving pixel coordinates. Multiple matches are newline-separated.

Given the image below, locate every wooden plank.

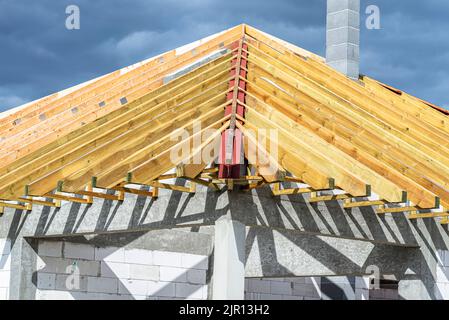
left=112, top=186, right=155, bottom=198
left=157, top=173, right=178, bottom=180
left=272, top=187, right=315, bottom=196
left=284, top=176, right=305, bottom=183
left=309, top=194, right=352, bottom=203
left=176, top=164, right=209, bottom=179
left=45, top=192, right=92, bottom=204
left=0, top=201, right=32, bottom=211
left=408, top=212, right=449, bottom=220
left=147, top=181, right=194, bottom=193
left=271, top=178, right=335, bottom=196
left=343, top=200, right=386, bottom=208
left=362, top=76, right=449, bottom=132
left=77, top=190, right=123, bottom=201
left=376, top=206, right=418, bottom=214
left=184, top=177, right=220, bottom=191
left=18, top=197, right=61, bottom=208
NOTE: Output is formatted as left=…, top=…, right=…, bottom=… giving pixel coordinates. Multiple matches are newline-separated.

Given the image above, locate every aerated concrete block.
left=64, top=243, right=95, bottom=260
left=124, top=248, right=153, bottom=265
left=87, top=277, right=118, bottom=294
left=38, top=241, right=63, bottom=258
left=160, top=266, right=187, bottom=283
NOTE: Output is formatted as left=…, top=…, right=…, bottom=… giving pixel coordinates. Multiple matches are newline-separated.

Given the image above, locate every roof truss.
left=1, top=25, right=449, bottom=223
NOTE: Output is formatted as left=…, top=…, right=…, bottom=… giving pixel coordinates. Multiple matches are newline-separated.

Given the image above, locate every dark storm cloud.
left=0, top=0, right=448, bottom=111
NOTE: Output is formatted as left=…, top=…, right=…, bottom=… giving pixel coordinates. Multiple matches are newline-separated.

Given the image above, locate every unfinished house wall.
left=0, top=239, right=11, bottom=300
left=0, top=188, right=447, bottom=300
left=35, top=240, right=208, bottom=300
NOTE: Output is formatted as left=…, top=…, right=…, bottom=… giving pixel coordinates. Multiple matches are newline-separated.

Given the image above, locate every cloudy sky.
left=0, top=0, right=448, bottom=112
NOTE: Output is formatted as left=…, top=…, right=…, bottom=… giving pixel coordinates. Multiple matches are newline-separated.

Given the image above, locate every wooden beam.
left=309, top=194, right=353, bottom=203
left=176, top=164, right=209, bottom=179
left=272, top=187, right=315, bottom=196
left=156, top=173, right=178, bottom=180
left=343, top=200, right=386, bottom=208
left=0, top=201, right=32, bottom=211
left=112, top=186, right=155, bottom=198
left=271, top=178, right=335, bottom=196
left=147, top=181, right=195, bottom=194
left=184, top=177, right=220, bottom=191
left=376, top=196, right=439, bottom=214
left=18, top=197, right=61, bottom=208
left=284, top=176, right=305, bottom=183
left=376, top=206, right=418, bottom=214
left=77, top=190, right=123, bottom=201
left=409, top=212, right=449, bottom=220
left=44, top=184, right=93, bottom=205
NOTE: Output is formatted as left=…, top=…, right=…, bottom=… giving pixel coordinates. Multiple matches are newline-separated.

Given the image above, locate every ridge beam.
left=219, top=39, right=248, bottom=181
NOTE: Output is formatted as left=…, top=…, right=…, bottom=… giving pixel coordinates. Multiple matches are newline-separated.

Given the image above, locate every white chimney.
left=326, top=0, right=360, bottom=80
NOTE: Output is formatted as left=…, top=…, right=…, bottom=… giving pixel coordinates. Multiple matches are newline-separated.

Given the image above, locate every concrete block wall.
left=36, top=240, right=208, bottom=300
left=245, top=276, right=379, bottom=300
left=0, top=239, right=11, bottom=300
left=245, top=277, right=322, bottom=300
left=369, top=287, right=399, bottom=300
left=321, top=276, right=369, bottom=300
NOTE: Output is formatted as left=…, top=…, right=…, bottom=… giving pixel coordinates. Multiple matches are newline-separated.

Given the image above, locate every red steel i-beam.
left=219, top=40, right=248, bottom=179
